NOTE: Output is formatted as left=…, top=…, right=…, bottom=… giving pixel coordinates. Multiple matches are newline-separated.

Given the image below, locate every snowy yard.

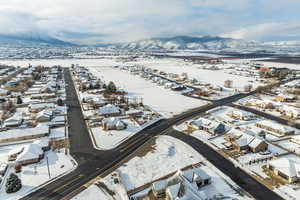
left=90, top=117, right=161, bottom=150
left=0, top=142, right=75, bottom=200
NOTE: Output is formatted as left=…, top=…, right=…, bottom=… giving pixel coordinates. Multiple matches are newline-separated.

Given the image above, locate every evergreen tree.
left=57, top=98, right=64, bottom=106
left=106, top=81, right=117, bottom=93
left=5, top=173, right=22, bottom=193
left=16, top=96, right=23, bottom=104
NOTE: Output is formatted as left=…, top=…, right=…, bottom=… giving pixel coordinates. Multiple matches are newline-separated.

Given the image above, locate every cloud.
left=222, top=23, right=300, bottom=41
left=0, top=0, right=300, bottom=44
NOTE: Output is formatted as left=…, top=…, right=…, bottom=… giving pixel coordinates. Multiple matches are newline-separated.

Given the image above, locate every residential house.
left=188, top=118, right=227, bottom=135
left=3, top=113, right=23, bottom=128
left=152, top=180, right=168, bottom=199
left=35, top=109, right=53, bottom=122
left=16, top=143, right=44, bottom=165
left=0, top=125, right=49, bottom=143
left=227, top=110, right=256, bottom=121
left=256, top=120, right=295, bottom=137
left=49, top=127, right=66, bottom=149
left=290, top=135, right=300, bottom=145
left=181, top=167, right=211, bottom=189
left=281, top=105, right=300, bottom=119
left=267, top=158, right=300, bottom=183
left=226, top=129, right=268, bottom=152
left=275, top=94, right=296, bottom=102
left=50, top=116, right=65, bottom=127
left=102, top=117, right=126, bottom=131
left=99, top=104, right=121, bottom=117
left=29, top=103, right=56, bottom=113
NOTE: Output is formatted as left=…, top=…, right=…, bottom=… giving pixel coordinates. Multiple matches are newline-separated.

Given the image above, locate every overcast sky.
left=1, top=0, right=300, bottom=44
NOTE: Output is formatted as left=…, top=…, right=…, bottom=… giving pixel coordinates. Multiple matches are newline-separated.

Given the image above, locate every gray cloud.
left=0, top=0, right=299, bottom=44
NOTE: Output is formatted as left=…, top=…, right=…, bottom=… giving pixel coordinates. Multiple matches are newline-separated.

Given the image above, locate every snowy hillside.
left=117, top=36, right=300, bottom=53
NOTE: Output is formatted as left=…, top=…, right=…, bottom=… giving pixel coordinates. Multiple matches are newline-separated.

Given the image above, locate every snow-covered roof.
left=152, top=180, right=168, bottom=191
left=50, top=127, right=66, bottom=139
left=29, top=103, right=56, bottom=110
left=282, top=105, right=300, bottom=116
left=0, top=125, right=49, bottom=141
left=248, top=138, right=266, bottom=149
left=51, top=116, right=65, bottom=123
left=16, top=143, right=43, bottom=162
left=269, top=158, right=300, bottom=178
left=257, top=120, right=294, bottom=133
left=182, top=168, right=210, bottom=183
left=33, top=138, right=50, bottom=148
left=99, top=104, right=120, bottom=115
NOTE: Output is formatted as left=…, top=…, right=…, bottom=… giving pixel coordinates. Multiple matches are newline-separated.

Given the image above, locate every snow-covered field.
left=88, top=66, right=207, bottom=118
left=0, top=142, right=75, bottom=200
left=123, top=57, right=260, bottom=90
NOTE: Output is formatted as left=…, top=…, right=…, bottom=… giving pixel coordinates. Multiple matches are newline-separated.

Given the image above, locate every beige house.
left=267, top=158, right=300, bottom=183
left=255, top=120, right=294, bottom=137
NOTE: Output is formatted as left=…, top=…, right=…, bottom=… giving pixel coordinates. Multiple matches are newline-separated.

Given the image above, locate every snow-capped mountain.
left=117, top=36, right=300, bottom=53
left=119, top=36, right=258, bottom=50
left=0, top=34, right=74, bottom=47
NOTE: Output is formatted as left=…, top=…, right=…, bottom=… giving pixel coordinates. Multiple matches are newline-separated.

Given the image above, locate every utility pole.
left=46, top=156, right=51, bottom=179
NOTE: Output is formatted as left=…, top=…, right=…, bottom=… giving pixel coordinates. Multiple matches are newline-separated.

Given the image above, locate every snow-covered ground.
left=122, top=57, right=261, bottom=90
left=0, top=142, right=75, bottom=200
left=72, top=185, right=112, bottom=200
left=88, top=66, right=207, bottom=118
left=90, top=117, right=162, bottom=150
left=116, top=135, right=251, bottom=199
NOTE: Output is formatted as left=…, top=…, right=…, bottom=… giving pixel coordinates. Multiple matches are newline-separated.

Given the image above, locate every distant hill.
left=114, top=35, right=300, bottom=53
left=0, top=34, right=74, bottom=46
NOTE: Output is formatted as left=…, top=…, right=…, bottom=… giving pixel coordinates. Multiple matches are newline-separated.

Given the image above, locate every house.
left=188, top=118, right=227, bottom=135
left=181, top=167, right=211, bottom=189
left=227, top=110, right=256, bottom=121
left=3, top=113, right=23, bottom=128
left=256, top=120, right=295, bottom=137
left=125, top=109, right=143, bottom=117
left=290, top=135, right=300, bottom=145
left=16, top=143, right=44, bottom=165
left=152, top=180, right=168, bottom=199
left=0, top=125, right=49, bottom=143
left=275, top=94, right=296, bottom=102
left=99, top=104, right=121, bottom=117
left=102, top=117, right=126, bottom=130
left=226, top=129, right=268, bottom=152
left=166, top=183, right=182, bottom=200
left=28, top=103, right=56, bottom=113
left=245, top=99, right=275, bottom=109
left=267, top=158, right=300, bottom=183
left=33, top=138, right=50, bottom=151
left=50, top=116, right=65, bottom=127
left=35, top=109, right=53, bottom=122
left=49, top=127, right=66, bottom=149
left=248, top=138, right=268, bottom=153
left=282, top=105, right=300, bottom=119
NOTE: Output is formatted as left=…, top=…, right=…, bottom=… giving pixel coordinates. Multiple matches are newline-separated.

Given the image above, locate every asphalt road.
left=21, top=69, right=284, bottom=200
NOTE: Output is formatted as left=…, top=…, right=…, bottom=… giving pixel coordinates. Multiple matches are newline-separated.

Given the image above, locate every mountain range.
left=1, top=34, right=300, bottom=54
left=0, top=34, right=74, bottom=47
